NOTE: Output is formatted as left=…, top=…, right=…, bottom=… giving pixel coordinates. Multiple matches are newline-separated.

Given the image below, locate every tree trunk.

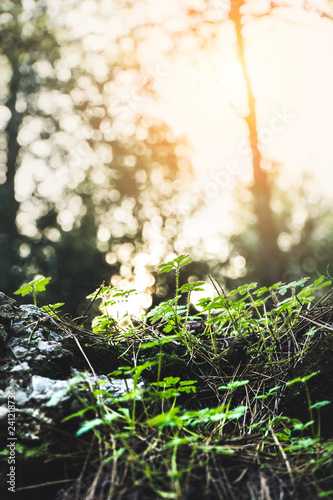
left=229, top=0, right=285, bottom=285
left=0, top=64, right=23, bottom=292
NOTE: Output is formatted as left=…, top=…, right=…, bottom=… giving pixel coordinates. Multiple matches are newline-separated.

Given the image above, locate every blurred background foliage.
left=1, top=0, right=333, bottom=316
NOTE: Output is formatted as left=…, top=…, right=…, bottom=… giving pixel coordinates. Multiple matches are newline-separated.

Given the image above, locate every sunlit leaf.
left=278, top=278, right=310, bottom=296
left=310, top=401, right=331, bottom=409
left=41, top=303, right=64, bottom=314
left=179, top=281, right=205, bottom=293
left=286, top=372, right=318, bottom=386
left=76, top=418, right=104, bottom=435
left=102, top=447, right=125, bottom=464
left=147, top=407, right=181, bottom=428
left=14, top=277, right=51, bottom=297
left=219, top=380, right=249, bottom=391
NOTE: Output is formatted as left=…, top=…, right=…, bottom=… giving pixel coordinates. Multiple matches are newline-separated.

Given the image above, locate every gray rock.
left=0, top=294, right=143, bottom=444
left=12, top=304, right=66, bottom=339
left=0, top=325, right=7, bottom=343
left=10, top=361, right=30, bottom=373
left=0, top=292, right=17, bottom=328
left=0, top=303, right=16, bottom=321
left=0, top=292, right=17, bottom=307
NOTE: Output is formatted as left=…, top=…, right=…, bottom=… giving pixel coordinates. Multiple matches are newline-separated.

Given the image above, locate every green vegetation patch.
left=9, top=255, right=333, bottom=499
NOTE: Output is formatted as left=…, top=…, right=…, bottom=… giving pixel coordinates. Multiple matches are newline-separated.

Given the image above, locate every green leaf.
left=41, top=303, right=64, bottom=314
left=119, top=407, right=130, bottom=420
left=14, top=277, right=51, bottom=297
left=103, top=411, right=122, bottom=423
left=46, top=386, right=71, bottom=407
left=253, top=286, right=268, bottom=297
left=178, top=380, right=197, bottom=393
left=62, top=407, right=95, bottom=422
left=163, top=436, right=198, bottom=448
left=91, top=315, right=118, bottom=334
left=157, top=254, right=193, bottom=274
left=140, top=335, right=179, bottom=349
left=147, top=297, right=180, bottom=323
left=286, top=372, right=318, bottom=386
left=102, top=447, right=125, bottom=464
left=318, top=491, right=333, bottom=498
left=179, top=281, right=205, bottom=293
left=219, top=380, right=249, bottom=391
left=214, top=446, right=236, bottom=455
left=314, top=276, right=326, bottom=287
left=310, top=400, right=331, bottom=409
left=154, top=388, right=180, bottom=399
left=196, top=297, right=213, bottom=308
left=76, top=418, right=104, bottom=436
left=164, top=324, right=174, bottom=333
left=154, top=489, right=178, bottom=499
left=199, top=445, right=235, bottom=455
left=157, top=262, right=176, bottom=274
left=314, top=276, right=333, bottom=289
left=112, top=289, right=137, bottom=298
left=226, top=406, right=247, bottom=420
left=164, top=376, right=180, bottom=386
left=147, top=407, right=181, bottom=428
left=92, top=389, right=116, bottom=400
left=179, top=380, right=197, bottom=386
left=278, top=277, right=310, bottom=296
left=109, top=366, right=132, bottom=377
left=305, top=327, right=317, bottom=337
left=288, top=437, right=317, bottom=450
left=180, top=405, right=247, bottom=426
left=255, top=385, right=281, bottom=399
left=178, top=385, right=196, bottom=394
left=293, top=420, right=314, bottom=432
left=174, top=254, right=193, bottom=267
left=234, top=283, right=258, bottom=296
left=132, top=361, right=157, bottom=387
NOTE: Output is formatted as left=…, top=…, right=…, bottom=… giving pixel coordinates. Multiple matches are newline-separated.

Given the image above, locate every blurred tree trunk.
left=229, top=0, right=286, bottom=285
left=0, top=59, right=22, bottom=292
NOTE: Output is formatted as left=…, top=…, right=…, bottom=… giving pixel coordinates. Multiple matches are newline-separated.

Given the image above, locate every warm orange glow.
left=14, top=1, right=333, bottom=255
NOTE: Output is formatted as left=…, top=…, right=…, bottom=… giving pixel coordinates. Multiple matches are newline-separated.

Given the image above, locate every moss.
left=31, top=350, right=74, bottom=379
left=138, top=348, right=196, bottom=382
left=159, top=352, right=191, bottom=379
left=63, top=337, right=129, bottom=374
left=64, top=338, right=196, bottom=382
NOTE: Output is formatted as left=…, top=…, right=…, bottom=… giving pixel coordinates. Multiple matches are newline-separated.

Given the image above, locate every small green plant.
left=147, top=254, right=206, bottom=353
left=150, top=376, right=197, bottom=413
left=14, top=276, right=55, bottom=306
left=14, top=276, right=64, bottom=313
left=286, top=372, right=331, bottom=439
left=87, top=285, right=137, bottom=336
